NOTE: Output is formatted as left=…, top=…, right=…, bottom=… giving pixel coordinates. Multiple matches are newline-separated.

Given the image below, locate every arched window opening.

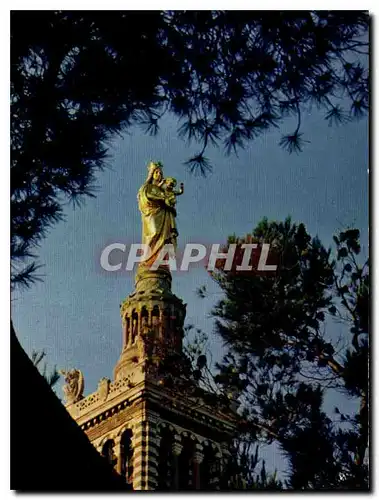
left=178, top=437, right=195, bottom=490
left=200, top=445, right=218, bottom=490
left=131, top=310, right=138, bottom=344
left=123, top=316, right=130, bottom=347
left=101, top=439, right=116, bottom=467
left=158, top=427, right=175, bottom=491
left=152, top=305, right=160, bottom=337
left=163, top=308, right=171, bottom=345
left=120, top=429, right=133, bottom=484
left=141, top=307, right=149, bottom=335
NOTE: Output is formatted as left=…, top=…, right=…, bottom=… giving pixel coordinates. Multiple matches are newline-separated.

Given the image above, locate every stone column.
left=132, top=411, right=160, bottom=490
left=131, top=316, right=138, bottom=345
left=212, top=450, right=223, bottom=490
left=141, top=313, right=148, bottom=336
left=113, top=435, right=123, bottom=475
left=129, top=421, right=142, bottom=490
left=122, top=319, right=128, bottom=349
left=160, top=307, right=164, bottom=341
left=192, top=443, right=204, bottom=490
left=144, top=412, right=160, bottom=490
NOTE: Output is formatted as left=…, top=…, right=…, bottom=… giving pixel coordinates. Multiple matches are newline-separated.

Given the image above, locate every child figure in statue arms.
left=162, top=177, right=184, bottom=249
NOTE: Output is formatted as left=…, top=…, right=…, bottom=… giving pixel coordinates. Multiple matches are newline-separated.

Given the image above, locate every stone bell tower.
left=64, top=162, right=237, bottom=490
left=113, top=267, right=186, bottom=382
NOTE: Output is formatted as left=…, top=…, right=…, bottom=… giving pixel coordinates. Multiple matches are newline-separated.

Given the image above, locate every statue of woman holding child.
left=137, top=161, right=183, bottom=273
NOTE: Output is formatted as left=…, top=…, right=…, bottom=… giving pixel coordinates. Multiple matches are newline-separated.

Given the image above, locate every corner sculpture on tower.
left=63, top=161, right=237, bottom=491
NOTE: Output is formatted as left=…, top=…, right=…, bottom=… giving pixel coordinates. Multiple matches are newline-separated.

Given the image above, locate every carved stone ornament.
left=60, top=368, right=84, bottom=405
left=98, top=377, right=110, bottom=402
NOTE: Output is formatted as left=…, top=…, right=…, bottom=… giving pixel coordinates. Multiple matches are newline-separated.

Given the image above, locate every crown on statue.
left=148, top=160, right=163, bottom=175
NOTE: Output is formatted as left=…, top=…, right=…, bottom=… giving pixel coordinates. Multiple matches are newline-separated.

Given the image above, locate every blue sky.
left=12, top=100, right=368, bottom=479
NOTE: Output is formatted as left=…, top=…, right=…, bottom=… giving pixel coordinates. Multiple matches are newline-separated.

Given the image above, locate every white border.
left=2, top=6, right=374, bottom=500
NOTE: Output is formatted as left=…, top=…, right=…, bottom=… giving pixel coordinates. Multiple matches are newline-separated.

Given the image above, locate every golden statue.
left=137, top=162, right=183, bottom=271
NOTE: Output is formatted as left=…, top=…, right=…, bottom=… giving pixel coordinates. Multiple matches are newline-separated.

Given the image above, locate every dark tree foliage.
left=31, top=349, right=60, bottom=388
left=11, top=11, right=368, bottom=288
left=193, top=219, right=369, bottom=489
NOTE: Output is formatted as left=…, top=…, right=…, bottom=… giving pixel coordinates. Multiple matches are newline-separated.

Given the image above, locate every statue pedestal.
left=134, top=266, right=172, bottom=296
